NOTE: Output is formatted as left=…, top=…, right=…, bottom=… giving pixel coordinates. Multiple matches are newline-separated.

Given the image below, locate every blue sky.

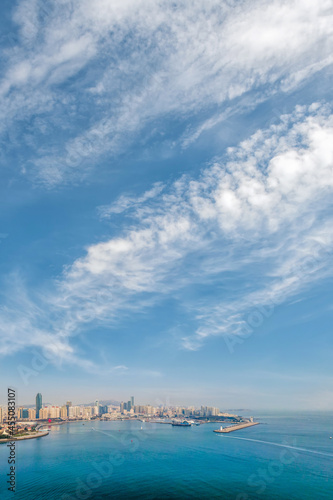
left=0, top=0, right=333, bottom=410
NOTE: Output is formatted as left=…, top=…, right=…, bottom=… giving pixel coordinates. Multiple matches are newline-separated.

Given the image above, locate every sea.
left=0, top=412, right=332, bottom=499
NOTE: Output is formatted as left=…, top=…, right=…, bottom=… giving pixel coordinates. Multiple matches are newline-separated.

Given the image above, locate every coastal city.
left=0, top=393, right=257, bottom=441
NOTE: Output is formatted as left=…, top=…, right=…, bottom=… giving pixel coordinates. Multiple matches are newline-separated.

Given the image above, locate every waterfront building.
left=1, top=407, right=8, bottom=423
left=207, top=407, right=219, bottom=416
left=36, top=393, right=42, bottom=419
left=39, top=407, right=49, bottom=419
left=100, top=405, right=108, bottom=415
left=145, top=405, right=154, bottom=415
left=66, top=401, right=72, bottom=417
left=198, top=406, right=219, bottom=417
left=134, top=405, right=147, bottom=414
left=28, top=408, right=36, bottom=420
left=82, top=406, right=92, bottom=418
left=68, top=406, right=75, bottom=418
left=74, top=406, right=81, bottom=417
left=60, top=406, right=67, bottom=419
left=49, top=406, right=60, bottom=419
left=131, top=396, right=134, bottom=407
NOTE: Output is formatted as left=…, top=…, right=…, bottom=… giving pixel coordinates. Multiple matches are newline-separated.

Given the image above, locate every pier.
left=214, top=422, right=260, bottom=433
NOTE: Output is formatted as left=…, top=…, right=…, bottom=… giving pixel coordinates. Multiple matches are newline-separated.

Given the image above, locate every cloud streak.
left=98, top=182, right=165, bottom=217
left=1, top=103, right=332, bottom=363
left=0, top=0, right=332, bottom=185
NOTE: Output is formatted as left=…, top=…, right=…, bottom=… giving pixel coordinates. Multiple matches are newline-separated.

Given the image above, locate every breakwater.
left=214, top=422, right=260, bottom=433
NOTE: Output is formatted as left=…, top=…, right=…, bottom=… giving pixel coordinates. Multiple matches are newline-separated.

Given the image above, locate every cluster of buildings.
left=0, top=393, right=234, bottom=424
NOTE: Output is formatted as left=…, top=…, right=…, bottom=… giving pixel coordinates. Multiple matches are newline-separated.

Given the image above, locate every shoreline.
left=0, top=431, right=49, bottom=444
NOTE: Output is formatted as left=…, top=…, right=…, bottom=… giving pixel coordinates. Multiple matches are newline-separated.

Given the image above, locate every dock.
left=213, top=422, right=260, bottom=433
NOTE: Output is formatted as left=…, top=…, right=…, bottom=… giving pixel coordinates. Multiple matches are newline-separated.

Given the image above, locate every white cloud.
left=2, top=103, right=332, bottom=362
left=61, top=103, right=333, bottom=349
left=98, top=182, right=165, bottom=217
left=0, top=0, right=332, bottom=185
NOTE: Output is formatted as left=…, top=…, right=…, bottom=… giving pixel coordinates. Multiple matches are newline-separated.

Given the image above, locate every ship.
left=172, top=420, right=191, bottom=427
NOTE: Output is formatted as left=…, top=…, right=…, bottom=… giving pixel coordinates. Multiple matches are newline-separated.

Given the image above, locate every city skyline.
left=1, top=388, right=331, bottom=412
left=0, top=390, right=248, bottom=415
left=0, top=391, right=229, bottom=424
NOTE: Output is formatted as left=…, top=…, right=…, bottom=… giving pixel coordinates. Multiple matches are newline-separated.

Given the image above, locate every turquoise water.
left=1, top=412, right=332, bottom=499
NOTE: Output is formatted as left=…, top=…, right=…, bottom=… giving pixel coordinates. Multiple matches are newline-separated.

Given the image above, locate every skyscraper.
left=66, top=401, right=72, bottom=417
left=36, top=393, right=42, bottom=419
left=131, top=396, right=134, bottom=407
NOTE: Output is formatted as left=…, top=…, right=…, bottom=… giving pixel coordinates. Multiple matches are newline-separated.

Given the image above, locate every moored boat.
left=172, top=420, right=191, bottom=427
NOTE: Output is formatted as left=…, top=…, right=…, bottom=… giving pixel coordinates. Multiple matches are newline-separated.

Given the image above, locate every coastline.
left=0, top=430, right=49, bottom=443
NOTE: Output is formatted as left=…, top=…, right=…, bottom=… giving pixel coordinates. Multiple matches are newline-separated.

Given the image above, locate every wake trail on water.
left=91, top=428, right=120, bottom=441
left=222, top=435, right=333, bottom=458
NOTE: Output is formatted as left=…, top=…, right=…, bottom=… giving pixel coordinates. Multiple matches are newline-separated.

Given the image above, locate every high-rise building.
left=39, top=407, right=49, bottom=419
left=66, top=401, right=72, bottom=417
left=60, top=406, right=67, bottom=419
left=36, top=393, right=42, bottom=419
left=49, top=406, right=60, bottom=419
left=127, top=400, right=131, bottom=411
left=83, top=406, right=92, bottom=418
left=100, top=405, right=108, bottom=415
left=131, top=396, right=134, bottom=407
left=28, top=408, right=36, bottom=420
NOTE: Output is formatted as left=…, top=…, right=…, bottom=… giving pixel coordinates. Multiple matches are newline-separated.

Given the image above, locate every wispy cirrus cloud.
left=1, top=0, right=332, bottom=186
left=60, top=103, right=333, bottom=350
left=1, top=103, right=332, bottom=363
left=98, top=182, right=164, bottom=217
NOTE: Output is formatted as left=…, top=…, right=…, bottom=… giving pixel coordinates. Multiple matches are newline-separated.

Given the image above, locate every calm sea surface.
left=1, top=412, right=332, bottom=499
